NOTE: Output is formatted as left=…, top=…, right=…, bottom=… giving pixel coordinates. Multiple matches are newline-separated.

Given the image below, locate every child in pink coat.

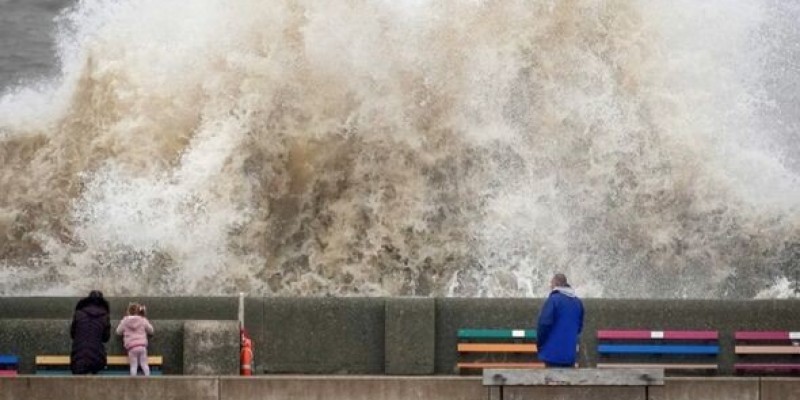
left=115, top=303, right=154, bottom=376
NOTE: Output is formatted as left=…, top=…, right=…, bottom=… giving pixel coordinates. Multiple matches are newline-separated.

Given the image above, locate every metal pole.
left=238, top=292, right=245, bottom=330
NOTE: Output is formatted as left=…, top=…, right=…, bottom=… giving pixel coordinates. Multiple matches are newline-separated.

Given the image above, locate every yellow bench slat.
left=735, top=345, right=800, bottom=355
left=457, top=343, right=538, bottom=353
left=108, top=355, right=163, bottom=365
left=36, top=355, right=163, bottom=366
left=457, top=362, right=545, bottom=369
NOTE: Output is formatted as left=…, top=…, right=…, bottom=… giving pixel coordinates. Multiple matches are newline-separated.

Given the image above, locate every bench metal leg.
left=487, top=385, right=504, bottom=400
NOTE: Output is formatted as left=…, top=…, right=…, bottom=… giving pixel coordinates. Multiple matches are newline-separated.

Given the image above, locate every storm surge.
left=0, top=0, right=798, bottom=297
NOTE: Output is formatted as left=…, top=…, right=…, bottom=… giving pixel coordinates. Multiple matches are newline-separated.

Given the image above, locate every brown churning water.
left=0, top=0, right=798, bottom=298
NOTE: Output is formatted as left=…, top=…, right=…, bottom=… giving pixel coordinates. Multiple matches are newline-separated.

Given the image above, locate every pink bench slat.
left=598, top=330, right=718, bottom=340
left=735, top=331, right=794, bottom=341
left=0, top=370, right=17, bottom=376
left=735, top=363, right=800, bottom=371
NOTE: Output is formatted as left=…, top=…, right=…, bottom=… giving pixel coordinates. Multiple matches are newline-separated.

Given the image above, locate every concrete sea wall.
left=1, top=297, right=799, bottom=374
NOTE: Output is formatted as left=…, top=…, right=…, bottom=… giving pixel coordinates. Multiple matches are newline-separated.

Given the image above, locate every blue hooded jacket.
left=537, top=286, right=584, bottom=365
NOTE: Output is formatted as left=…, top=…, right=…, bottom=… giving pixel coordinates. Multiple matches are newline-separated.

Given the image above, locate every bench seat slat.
left=35, top=369, right=163, bottom=376
left=458, top=329, right=536, bottom=340
left=598, top=344, right=719, bottom=355
left=0, top=355, right=19, bottom=365
left=735, top=331, right=796, bottom=341
left=735, top=363, right=800, bottom=371
left=36, top=355, right=163, bottom=366
left=457, top=343, right=537, bottom=353
left=598, top=362, right=718, bottom=370
left=458, top=362, right=544, bottom=369
left=736, top=345, right=800, bottom=354
left=0, top=370, right=18, bottom=376
left=597, top=330, right=718, bottom=340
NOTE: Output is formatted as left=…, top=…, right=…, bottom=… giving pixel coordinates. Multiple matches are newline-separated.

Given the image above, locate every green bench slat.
left=458, top=329, right=537, bottom=340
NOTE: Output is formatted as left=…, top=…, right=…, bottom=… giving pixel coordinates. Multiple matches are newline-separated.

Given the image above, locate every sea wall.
left=1, top=297, right=799, bottom=375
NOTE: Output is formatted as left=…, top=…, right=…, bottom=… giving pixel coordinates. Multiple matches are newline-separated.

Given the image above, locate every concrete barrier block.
left=649, top=377, right=759, bottom=400
left=385, top=298, right=435, bottom=375
left=183, top=320, right=239, bottom=375
left=262, top=298, right=385, bottom=374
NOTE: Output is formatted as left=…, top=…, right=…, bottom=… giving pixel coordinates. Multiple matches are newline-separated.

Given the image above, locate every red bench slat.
left=598, top=330, right=718, bottom=340
left=735, top=331, right=796, bottom=341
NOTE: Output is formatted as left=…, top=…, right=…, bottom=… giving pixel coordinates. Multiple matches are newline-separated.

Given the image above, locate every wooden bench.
left=734, top=331, right=800, bottom=374
left=483, top=368, right=664, bottom=400
left=0, top=354, right=19, bottom=376
left=457, top=329, right=543, bottom=371
left=596, top=329, right=719, bottom=372
left=35, top=355, right=164, bottom=375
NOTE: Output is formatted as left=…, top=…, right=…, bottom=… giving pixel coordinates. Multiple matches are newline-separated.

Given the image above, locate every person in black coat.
left=70, top=290, right=111, bottom=374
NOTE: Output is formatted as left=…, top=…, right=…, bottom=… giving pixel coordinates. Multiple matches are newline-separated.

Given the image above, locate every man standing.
left=536, top=273, right=584, bottom=368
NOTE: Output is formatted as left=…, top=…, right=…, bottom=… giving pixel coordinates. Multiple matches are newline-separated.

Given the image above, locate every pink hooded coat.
left=115, top=315, right=154, bottom=350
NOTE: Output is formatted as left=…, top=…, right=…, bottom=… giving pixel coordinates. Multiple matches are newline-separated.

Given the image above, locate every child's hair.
left=127, top=302, right=140, bottom=316
left=137, top=304, right=147, bottom=317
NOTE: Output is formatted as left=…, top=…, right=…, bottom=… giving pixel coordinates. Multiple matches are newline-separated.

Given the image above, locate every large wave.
left=0, top=0, right=798, bottom=297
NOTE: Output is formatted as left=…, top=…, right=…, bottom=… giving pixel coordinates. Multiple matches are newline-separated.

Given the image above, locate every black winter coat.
left=70, top=298, right=110, bottom=374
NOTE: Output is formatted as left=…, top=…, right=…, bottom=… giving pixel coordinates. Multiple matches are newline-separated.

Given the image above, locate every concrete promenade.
left=1, top=375, right=799, bottom=400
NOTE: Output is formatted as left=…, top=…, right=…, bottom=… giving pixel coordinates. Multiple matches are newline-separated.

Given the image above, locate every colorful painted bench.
left=457, top=329, right=543, bottom=371
left=596, top=329, right=719, bottom=371
left=35, top=355, right=163, bottom=375
left=0, top=354, right=19, bottom=376
left=734, top=331, right=800, bottom=374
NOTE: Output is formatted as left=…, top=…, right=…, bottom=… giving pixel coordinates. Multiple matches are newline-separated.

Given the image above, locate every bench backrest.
left=596, top=329, right=719, bottom=372
left=457, top=328, right=542, bottom=371
left=734, top=331, right=800, bottom=374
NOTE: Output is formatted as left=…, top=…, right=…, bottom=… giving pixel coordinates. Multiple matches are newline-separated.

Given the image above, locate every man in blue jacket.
left=537, top=273, right=584, bottom=367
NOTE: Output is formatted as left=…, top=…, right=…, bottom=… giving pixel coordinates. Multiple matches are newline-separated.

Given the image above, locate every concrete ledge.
left=219, top=376, right=482, bottom=400
left=761, top=377, right=800, bottom=400
left=649, top=377, right=759, bottom=400
left=0, top=376, right=795, bottom=400
left=0, top=376, right=218, bottom=400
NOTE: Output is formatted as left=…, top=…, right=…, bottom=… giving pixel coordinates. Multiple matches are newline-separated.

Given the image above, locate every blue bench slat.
left=598, top=344, right=719, bottom=355
left=0, top=355, right=19, bottom=365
